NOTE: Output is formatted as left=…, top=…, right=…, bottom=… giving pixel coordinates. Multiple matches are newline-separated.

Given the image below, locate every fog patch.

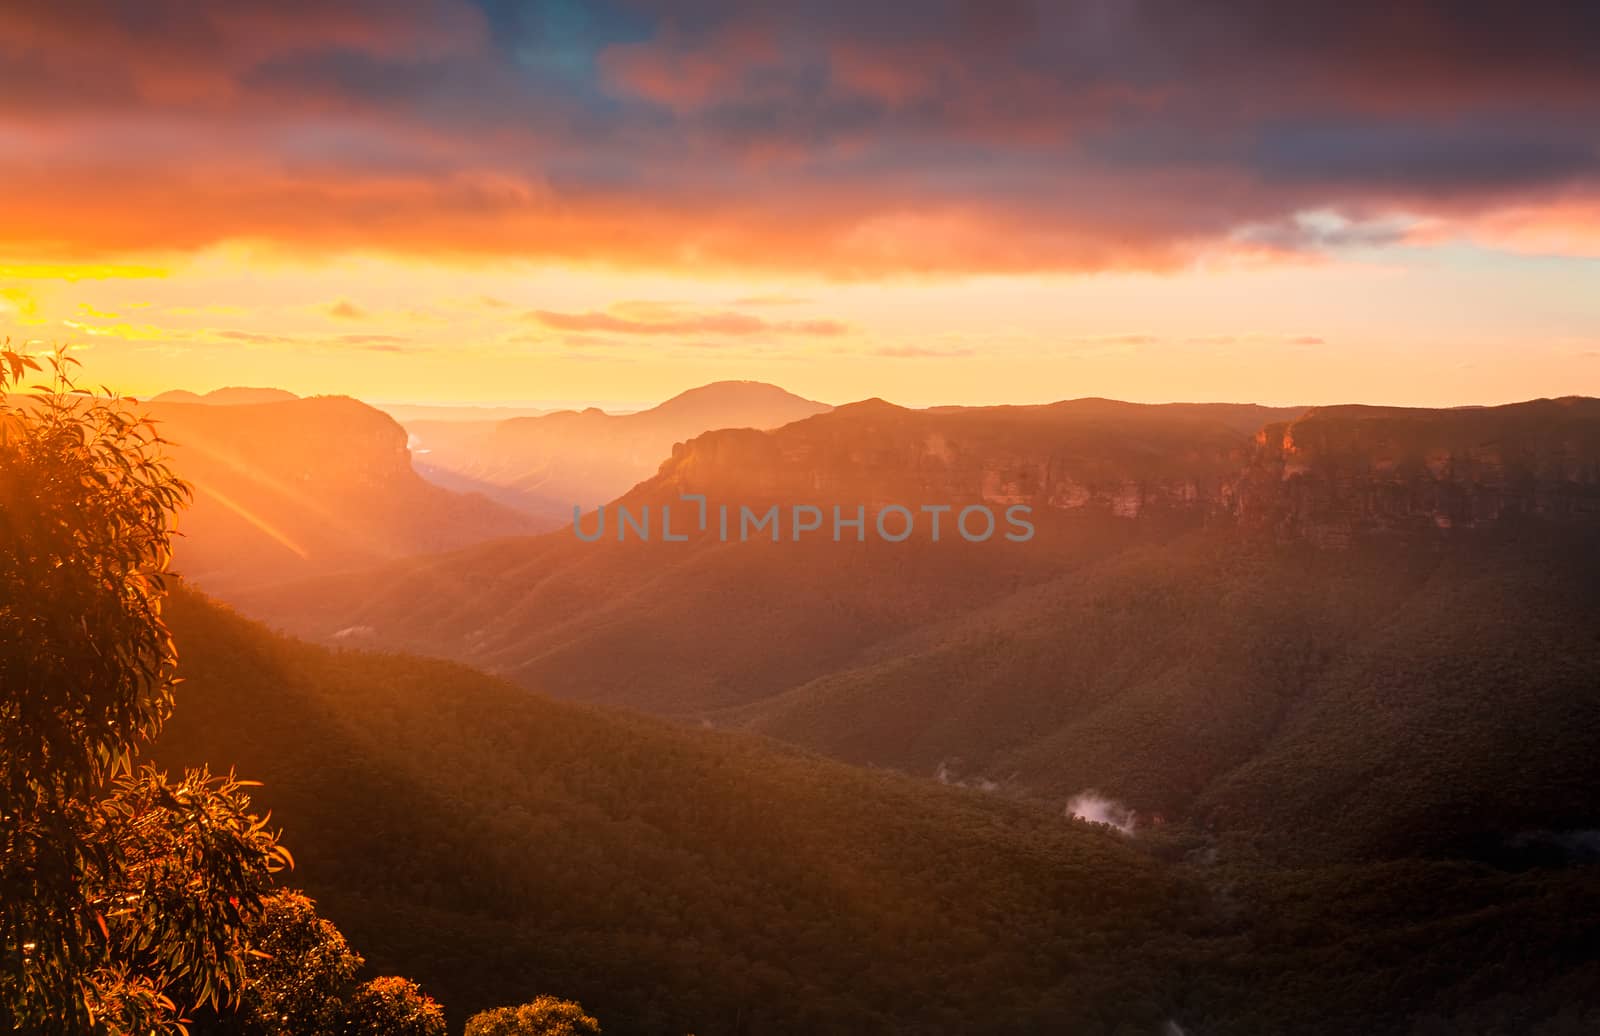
left=934, top=760, right=999, bottom=792
left=1066, top=791, right=1136, bottom=835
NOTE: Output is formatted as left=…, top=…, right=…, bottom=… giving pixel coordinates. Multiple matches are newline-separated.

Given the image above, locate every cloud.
left=555, top=335, right=634, bottom=351
left=1079, top=334, right=1161, bottom=347
left=333, top=333, right=410, bottom=347
left=872, top=345, right=975, bottom=359
left=217, top=329, right=291, bottom=344
left=733, top=294, right=813, bottom=306
left=61, top=319, right=167, bottom=340
left=211, top=328, right=414, bottom=352
left=599, top=22, right=779, bottom=113
left=1, top=2, right=1598, bottom=273
left=1234, top=211, right=1419, bottom=253
left=0, top=287, right=40, bottom=322
left=327, top=299, right=367, bottom=319
left=528, top=305, right=847, bottom=337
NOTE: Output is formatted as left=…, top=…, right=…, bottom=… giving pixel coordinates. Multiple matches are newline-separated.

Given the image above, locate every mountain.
left=231, top=396, right=1316, bottom=708
left=630, top=395, right=1600, bottom=534
left=403, top=380, right=830, bottom=523
left=235, top=396, right=1600, bottom=866
left=629, top=396, right=1301, bottom=517
left=147, top=395, right=536, bottom=594
left=152, top=386, right=301, bottom=406
left=1238, top=397, right=1600, bottom=545
left=152, top=590, right=1195, bottom=1035
left=734, top=529, right=1600, bottom=863
left=153, top=590, right=1600, bottom=1035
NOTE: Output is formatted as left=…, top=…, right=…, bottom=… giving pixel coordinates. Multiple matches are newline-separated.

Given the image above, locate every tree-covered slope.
left=153, top=590, right=1197, bottom=1035
left=241, top=517, right=1600, bottom=867
left=151, top=591, right=1600, bottom=1034
left=735, top=530, right=1600, bottom=863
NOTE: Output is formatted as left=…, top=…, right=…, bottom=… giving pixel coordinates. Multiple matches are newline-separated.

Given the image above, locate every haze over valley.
left=7, top=3, right=1600, bottom=1033
left=97, top=376, right=1600, bottom=1032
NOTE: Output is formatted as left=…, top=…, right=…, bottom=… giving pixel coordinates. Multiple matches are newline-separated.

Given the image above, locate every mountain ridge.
left=626, top=394, right=1600, bottom=538
left=147, top=394, right=536, bottom=593
left=153, top=588, right=1197, bottom=1034
left=404, top=379, right=831, bottom=523
left=229, top=396, right=1600, bottom=871
left=152, top=585, right=1600, bottom=1035
left=151, top=386, right=300, bottom=406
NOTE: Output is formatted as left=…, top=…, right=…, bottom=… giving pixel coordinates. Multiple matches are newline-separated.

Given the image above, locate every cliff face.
left=637, top=398, right=1266, bottom=513
left=1236, top=398, right=1600, bottom=545
left=148, top=396, right=535, bottom=592
left=154, top=395, right=416, bottom=490
left=635, top=397, right=1600, bottom=544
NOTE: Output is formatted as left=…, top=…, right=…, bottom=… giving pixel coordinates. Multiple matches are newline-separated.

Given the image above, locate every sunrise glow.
left=2, top=2, right=1597, bottom=407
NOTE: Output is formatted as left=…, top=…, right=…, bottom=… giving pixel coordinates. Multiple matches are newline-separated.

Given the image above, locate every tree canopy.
left=1, top=346, right=291, bottom=1033
left=465, top=996, right=602, bottom=1036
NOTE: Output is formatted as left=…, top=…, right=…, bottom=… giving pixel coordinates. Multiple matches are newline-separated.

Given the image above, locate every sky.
left=2, top=0, right=1598, bottom=408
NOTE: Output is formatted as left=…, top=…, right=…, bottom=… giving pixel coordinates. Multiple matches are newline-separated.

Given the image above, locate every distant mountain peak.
left=152, top=386, right=299, bottom=406
left=833, top=396, right=907, bottom=414
left=653, top=380, right=827, bottom=414
left=397, top=380, right=831, bottom=523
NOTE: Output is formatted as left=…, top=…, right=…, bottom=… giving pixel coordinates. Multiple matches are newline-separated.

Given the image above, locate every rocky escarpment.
left=1233, top=398, right=1600, bottom=546
left=153, top=395, right=417, bottom=490
left=148, top=395, right=535, bottom=592
left=633, top=396, right=1600, bottom=545
left=636, top=397, right=1282, bottom=516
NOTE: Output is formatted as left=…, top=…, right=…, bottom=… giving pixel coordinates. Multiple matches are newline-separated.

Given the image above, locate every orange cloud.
left=327, top=300, right=367, bottom=319
left=600, top=24, right=779, bottom=112
left=3, top=0, right=1600, bottom=279
left=0, top=1, right=486, bottom=114
left=529, top=305, right=846, bottom=337
left=872, top=345, right=976, bottom=359
left=1456, top=201, right=1600, bottom=258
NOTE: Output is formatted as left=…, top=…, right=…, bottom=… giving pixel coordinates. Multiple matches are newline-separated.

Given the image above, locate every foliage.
left=92, top=342, right=1600, bottom=1032
left=0, top=346, right=291, bottom=1034
left=156, top=542, right=1600, bottom=1033
left=155, top=588, right=1210, bottom=1034
left=465, top=996, right=602, bottom=1036
left=195, top=890, right=446, bottom=1036
left=341, top=976, right=446, bottom=1036
left=231, top=891, right=363, bottom=1035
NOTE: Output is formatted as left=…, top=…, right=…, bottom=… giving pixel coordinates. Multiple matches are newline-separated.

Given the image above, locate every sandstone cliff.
left=632, top=396, right=1600, bottom=544
left=149, top=395, right=535, bottom=591
left=1234, top=397, right=1600, bottom=545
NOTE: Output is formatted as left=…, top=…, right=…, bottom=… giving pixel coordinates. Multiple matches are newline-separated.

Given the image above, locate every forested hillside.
left=736, top=529, right=1600, bottom=863
left=152, top=591, right=1600, bottom=1034
left=154, top=590, right=1197, bottom=1034
left=235, top=399, right=1600, bottom=869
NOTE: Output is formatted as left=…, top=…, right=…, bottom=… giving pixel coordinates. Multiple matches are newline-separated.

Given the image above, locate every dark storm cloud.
left=2, top=0, right=1598, bottom=270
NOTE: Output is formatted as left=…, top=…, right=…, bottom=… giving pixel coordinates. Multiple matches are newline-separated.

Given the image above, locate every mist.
left=1066, top=791, right=1137, bottom=835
